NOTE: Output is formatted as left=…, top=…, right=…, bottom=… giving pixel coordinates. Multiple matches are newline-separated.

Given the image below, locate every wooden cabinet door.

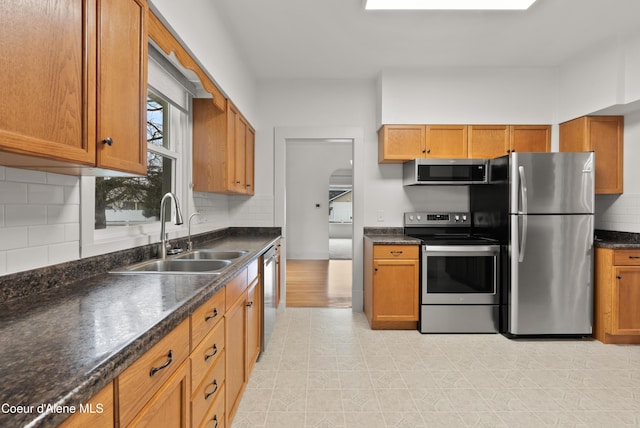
left=225, top=295, right=247, bottom=425
left=468, top=125, right=509, bottom=159
left=246, top=279, right=261, bottom=375
left=0, top=0, right=95, bottom=165
left=245, top=126, right=255, bottom=195
left=372, top=259, right=419, bottom=322
left=425, top=125, right=468, bottom=158
left=560, top=116, right=623, bottom=194
left=588, top=116, right=623, bottom=194
left=612, top=267, right=640, bottom=336
left=127, top=361, right=190, bottom=428
left=378, top=125, right=426, bottom=163
left=226, top=102, right=240, bottom=191
left=510, top=125, right=550, bottom=153
left=59, top=382, right=114, bottom=428
left=96, top=0, right=147, bottom=175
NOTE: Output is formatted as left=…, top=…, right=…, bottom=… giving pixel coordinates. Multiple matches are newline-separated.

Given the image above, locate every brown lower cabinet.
left=594, top=247, right=640, bottom=344
left=60, top=259, right=261, bottom=427
left=364, top=241, right=420, bottom=329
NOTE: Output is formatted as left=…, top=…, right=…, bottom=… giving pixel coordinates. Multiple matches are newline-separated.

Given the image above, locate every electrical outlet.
left=377, top=211, right=384, bottom=222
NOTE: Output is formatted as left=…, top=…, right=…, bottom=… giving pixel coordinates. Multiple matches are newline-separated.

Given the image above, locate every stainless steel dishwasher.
left=260, top=245, right=277, bottom=357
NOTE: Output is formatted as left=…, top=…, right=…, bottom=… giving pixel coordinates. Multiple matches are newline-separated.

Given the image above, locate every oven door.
left=422, top=244, right=499, bottom=304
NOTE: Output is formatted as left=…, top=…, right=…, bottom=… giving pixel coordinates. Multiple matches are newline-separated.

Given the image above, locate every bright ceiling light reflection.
left=365, top=0, right=537, bottom=10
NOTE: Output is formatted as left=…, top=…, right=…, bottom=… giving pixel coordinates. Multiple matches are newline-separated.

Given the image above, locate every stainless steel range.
left=404, top=212, right=500, bottom=333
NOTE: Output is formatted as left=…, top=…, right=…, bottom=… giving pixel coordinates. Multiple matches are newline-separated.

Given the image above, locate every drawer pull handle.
left=150, top=350, right=173, bottom=377
left=629, top=256, right=640, bottom=259
left=390, top=250, right=403, bottom=255
left=211, top=415, right=219, bottom=428
left=204, top=380, right=219, bottom=400
left=205, top=308, right=219, bottom=321
left=204, top=344, right=218, bottom=361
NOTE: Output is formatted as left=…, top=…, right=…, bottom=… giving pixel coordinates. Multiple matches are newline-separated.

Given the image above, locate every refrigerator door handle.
left=518, top=166, right=528, bottom=263
left=518, top=214, right=528, bottom=263
left=518, top=166, right=528, bottom=215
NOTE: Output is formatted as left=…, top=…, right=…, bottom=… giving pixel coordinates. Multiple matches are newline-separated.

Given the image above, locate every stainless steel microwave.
left=403, top=158, right=489, bottom=185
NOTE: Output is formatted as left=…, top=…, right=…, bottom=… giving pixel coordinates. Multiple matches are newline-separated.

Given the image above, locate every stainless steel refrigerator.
left=474, top=152, right=595, bottom=336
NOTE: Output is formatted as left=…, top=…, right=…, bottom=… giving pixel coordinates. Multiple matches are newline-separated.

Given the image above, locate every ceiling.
left=214, top=0, right=640, bottom=80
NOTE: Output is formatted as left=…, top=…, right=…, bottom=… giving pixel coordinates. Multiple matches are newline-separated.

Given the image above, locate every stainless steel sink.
left=111, top=258, right=232, bottom=275
left=174, top=250, right=248, bottom=260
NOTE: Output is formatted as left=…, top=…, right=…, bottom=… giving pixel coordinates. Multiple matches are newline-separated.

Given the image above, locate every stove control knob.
left=455, top=215, right=460, bottom=222
left=462, top=215, right=468, bottom=222
left=409, top=215, right=414, bottom=222
left=416, top=215, right=422, bottom=221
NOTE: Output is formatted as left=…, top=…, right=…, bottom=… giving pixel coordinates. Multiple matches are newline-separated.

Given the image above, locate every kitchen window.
left=80, top=46, right=194, bottom=257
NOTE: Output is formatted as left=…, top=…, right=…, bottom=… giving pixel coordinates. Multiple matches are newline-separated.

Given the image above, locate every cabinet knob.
left=616, top=275, right=622, bottom=279
left=102, top=137, right=113, bottom=146
left=246, top=301, right=253, bottom=307
left=426, top=149, right=431, bottom=154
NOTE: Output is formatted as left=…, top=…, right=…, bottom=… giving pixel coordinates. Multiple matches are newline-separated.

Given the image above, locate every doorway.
left=282, top=138, right=353, bottom=308
left=274, top=127, right=365, bottom=312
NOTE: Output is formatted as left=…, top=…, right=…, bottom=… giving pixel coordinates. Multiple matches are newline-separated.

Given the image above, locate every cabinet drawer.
left=192, top=352, right=226, bottom=427
left=373, top=245, right=419, bottom=259
left=613, top=250, right=640, bottom=265
left=191, top=318, right=225, bottom=394
left=225, top=268, right=248, bottom=307
left=118, top=318, right=190, bottom=427
left=197, top=384, right=225, bottom=428
left=192, top=290, right=226, bottom=350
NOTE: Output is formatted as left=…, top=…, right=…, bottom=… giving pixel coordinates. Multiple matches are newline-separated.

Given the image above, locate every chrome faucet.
left=187, top=212, right=201, bottom=252
left=159, top=192, right=184, bottom=259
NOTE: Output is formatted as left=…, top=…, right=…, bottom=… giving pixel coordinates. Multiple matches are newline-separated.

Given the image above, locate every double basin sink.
left=111, top=250, right=248, bottom=275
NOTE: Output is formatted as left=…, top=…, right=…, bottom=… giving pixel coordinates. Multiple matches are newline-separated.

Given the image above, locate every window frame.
left=80, top=49, right=193, bottom=258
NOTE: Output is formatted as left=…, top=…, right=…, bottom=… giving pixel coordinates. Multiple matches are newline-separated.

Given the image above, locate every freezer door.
left=509, top=152, right=594, bottom=214
left=509, top=214, right=593, bottom=335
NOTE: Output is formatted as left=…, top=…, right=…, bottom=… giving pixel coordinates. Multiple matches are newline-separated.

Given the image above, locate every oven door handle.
left=424, top=245, right=500, bottom=256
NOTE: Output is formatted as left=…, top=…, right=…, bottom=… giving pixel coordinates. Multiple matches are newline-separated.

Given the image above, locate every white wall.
left=380, top=68, right=557, bottom=125
left=149, top=0, right=257, bottom=123
left=286, top=140, right=352, bottom=259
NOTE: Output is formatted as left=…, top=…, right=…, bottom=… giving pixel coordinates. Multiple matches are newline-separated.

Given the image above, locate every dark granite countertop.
left=0, top=229, right=280, bottom=428
left=594, top=229, right=640, bottom=249
left=363, top=227, right=422, bottom=245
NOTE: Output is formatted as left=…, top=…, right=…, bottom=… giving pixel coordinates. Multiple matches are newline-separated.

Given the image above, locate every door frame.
left=274, top=127, right=365, bottom=311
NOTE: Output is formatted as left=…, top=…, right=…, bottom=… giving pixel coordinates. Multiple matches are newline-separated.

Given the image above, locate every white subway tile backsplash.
left=6, top=246, right=49, bottom=273
left=64, top=223, right=80, bottom=241
left=47, top=204, right=80, bottom=225
left=28, top=184, right=64, bottom=205
left=5, top=205, right=47, bottom=227
left=48, top=241, right=79, bottom=265
left=0, top=227, right=28, bottom=251
left=46, top=172, right=80, bottom=187
left=5, top=167, right=47, bottom=184
left=28, top=224, right=66, bottom=247
left=0, top=251, right=6, bottom=275
left=0, top=181, right=28, bottom=204
left=64, top=184, right=80, bottom=205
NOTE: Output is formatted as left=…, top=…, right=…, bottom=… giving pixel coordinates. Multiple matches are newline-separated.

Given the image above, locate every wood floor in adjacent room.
left=286, top=259, right=352, bottom=308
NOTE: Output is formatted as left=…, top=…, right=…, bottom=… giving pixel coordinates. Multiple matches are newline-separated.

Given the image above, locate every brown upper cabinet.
left=379, top=124, right=550, bottom=163
left=559, top=115, right=623, bottom=194
left=468, top=125, right=550, bottom=159
left=0, top=0, right=148, bottom=176
left=148, top=12, right=255, bottom=196
left=193, top=99, right=255, bottom=195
